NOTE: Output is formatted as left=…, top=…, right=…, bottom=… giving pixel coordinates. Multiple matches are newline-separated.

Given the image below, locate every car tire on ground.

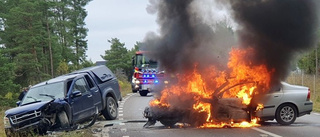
left=275, top=104, right=297, bottom=125
left=139, top=90, right=148, bottom=96
left=160, top=119, right=178, bottom=127
left=57, top=110, right=70, bottom=129
left=102, top=97, right=118, bottom=120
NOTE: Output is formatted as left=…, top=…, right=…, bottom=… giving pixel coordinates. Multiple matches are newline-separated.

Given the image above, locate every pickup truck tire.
left=102, top=97, right=118, bottom=120
left=275, top=104, right=297, bottom=125
left=139, top=90, right=148, bottom=96
left=57, top=111, right=70, bottom=129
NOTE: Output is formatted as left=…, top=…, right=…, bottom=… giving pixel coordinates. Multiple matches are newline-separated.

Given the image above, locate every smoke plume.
left=143, top=0, right=319, bottom=86
left=143, top=0, right=235, bottom=75
left=229, top=0, right=319, bottom=85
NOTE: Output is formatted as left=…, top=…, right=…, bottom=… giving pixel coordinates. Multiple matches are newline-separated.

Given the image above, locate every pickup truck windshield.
left=21, top=81, right=65, bottom=105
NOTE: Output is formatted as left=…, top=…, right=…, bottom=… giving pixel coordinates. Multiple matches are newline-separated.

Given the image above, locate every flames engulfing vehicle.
left=131, top=51, right=165, bottom=96
left=141, top=0, right=318, bottom=129
left=4, top=65, right=121, bottom=136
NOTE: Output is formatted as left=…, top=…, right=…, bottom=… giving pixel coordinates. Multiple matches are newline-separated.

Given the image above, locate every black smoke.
left=143, top=0, right=234, bottom=75
left=144, top=0, right=319, bottom=86
left=229, top=0, right=319, bottom=85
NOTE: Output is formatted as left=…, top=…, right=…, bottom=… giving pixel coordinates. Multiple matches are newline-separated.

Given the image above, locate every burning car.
left=142, top=48, right=313, bottom=128
left=144, top=82, right=313, bottom=127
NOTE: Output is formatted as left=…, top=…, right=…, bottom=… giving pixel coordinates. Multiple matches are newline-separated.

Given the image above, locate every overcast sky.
left=84, top=0, right=158, bottom=62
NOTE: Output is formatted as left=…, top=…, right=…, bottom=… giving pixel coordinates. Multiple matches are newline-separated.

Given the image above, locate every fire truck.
left=131, top=51, right=165, bottom=96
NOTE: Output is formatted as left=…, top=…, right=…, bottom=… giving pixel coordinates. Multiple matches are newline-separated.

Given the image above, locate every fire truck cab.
left=131, top=51, right=164, bottom=96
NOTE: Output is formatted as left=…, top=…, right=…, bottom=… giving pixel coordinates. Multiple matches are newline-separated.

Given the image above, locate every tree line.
left=0, top=0, right=140, bottom=104
left=0, top=0, right=92, bottom=100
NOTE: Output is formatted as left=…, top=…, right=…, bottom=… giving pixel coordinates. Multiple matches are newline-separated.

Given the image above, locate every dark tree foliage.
left=102, top=38, right=130, bottom=75
left=0, top=0, right=91, bottom=100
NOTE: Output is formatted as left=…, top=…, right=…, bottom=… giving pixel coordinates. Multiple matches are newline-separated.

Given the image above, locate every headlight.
left=164, top=80, right=169, bottom=84
left=4, top=116, right=11, bottom=128
left=135, top=79, right=140, bottom=84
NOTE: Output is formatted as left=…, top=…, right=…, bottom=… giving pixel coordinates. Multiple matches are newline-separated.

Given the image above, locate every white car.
left=253, top=82, right=313, bottom=125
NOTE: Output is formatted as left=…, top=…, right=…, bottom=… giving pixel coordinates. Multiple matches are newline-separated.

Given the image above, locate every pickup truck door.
left=84, top=74, right=102, bottom=111
left=69, top=77, right=95, bottom=122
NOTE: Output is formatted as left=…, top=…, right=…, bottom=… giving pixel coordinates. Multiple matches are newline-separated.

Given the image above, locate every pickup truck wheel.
left=57, top=111, right=70, bottom=129
left=139, top=90, right=148, bottom=96
left=276, top=104, right=297, bottom=125
left=102, top=97, right=118, bottom=120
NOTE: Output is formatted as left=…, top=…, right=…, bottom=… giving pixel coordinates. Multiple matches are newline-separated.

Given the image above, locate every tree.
left=0, top=50, right=19, bottom=97
left=297, top=29, right=320, bottom=74
left=101, top=38, right=131, bottom=77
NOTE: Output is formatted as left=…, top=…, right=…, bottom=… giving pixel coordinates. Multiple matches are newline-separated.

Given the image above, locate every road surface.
left=92, top=93, right=320, bottom=137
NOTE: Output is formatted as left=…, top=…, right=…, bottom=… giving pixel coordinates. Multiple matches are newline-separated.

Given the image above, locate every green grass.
left=119, top=79, right=132, bottom=97
left=1, top=107, right=8, bottom=136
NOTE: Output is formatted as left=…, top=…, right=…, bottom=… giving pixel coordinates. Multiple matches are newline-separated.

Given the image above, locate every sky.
left=84, top=0, right=158, bottom=62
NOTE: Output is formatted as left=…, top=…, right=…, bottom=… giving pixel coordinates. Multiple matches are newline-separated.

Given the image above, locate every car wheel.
left=139, top=90, right=148, bottom=96
left=275, top=104, right=297, bottom=125
left=102, top=97, right=118, bottom=120
left=160, top=119, right=178, bottom=127
left=57, top=110, right=70, bottom=129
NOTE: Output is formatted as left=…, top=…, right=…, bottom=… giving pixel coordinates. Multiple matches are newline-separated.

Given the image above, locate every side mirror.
left=16, top=101, right=21, bottom=106
left=72, top=90, right=82, bottom=98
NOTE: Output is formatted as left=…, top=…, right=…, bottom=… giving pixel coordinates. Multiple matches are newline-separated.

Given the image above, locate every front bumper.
left=5, top=117, right=51, bottom=135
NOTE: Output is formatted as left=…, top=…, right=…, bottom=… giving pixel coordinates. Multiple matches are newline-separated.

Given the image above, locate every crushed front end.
left=4, top=100, right=64, bottom=135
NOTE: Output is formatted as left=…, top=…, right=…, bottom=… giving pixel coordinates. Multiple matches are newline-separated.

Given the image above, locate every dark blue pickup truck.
left=4, top=65, right=121, bottom=136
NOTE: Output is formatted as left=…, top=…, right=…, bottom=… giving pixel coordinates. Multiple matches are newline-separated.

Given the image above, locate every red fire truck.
left=131, top=51, right=165, bottom=96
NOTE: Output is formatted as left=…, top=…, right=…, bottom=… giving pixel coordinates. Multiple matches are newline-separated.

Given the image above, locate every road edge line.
left=251, top=127, right=282, bottom=137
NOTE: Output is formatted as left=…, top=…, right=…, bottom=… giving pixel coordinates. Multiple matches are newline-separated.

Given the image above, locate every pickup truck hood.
left=5, top=100, right=51, bottom=117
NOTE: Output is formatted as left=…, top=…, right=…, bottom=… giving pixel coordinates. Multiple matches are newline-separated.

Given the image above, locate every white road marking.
left=119, top=123, right=125, bottom=126
left=119, top=114, right=123, bottom=117
left=123, top=136, right=129, bottom=137
left=119, top=118, right=124, bottom=120
left=260, top=134, right=268, bottom=137
left=119, top=111, right=123, bottom=113
left=252, top=127, right=282, bottom=137
left=119, top=107, right=123, bottom=110
left=313, top=112, right=320, bottom=116
left=121, top=128, right=127, bottom=132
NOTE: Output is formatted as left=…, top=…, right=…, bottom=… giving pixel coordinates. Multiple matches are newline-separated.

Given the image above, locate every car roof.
left=31, top=73, right=82, bottom=88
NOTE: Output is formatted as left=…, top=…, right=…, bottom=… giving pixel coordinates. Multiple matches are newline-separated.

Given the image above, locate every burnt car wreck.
left=143, top=81, right=313, bottom=128
left=143, top=96, right=256, bottom=128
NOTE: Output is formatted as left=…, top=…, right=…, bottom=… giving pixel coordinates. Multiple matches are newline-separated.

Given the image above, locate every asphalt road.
left=93, top=93, right=320, bottom=137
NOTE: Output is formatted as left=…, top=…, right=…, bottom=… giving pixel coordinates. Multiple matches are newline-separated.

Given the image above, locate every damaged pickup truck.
left=4, top=65, right=121, bottom=136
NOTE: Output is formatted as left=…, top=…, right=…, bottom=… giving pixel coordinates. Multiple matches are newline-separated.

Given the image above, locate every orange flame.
left=149, top=47, right=273, bottom=128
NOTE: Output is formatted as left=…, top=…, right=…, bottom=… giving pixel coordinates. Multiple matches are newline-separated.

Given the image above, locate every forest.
left=0, top=0, right=137, bottom=107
